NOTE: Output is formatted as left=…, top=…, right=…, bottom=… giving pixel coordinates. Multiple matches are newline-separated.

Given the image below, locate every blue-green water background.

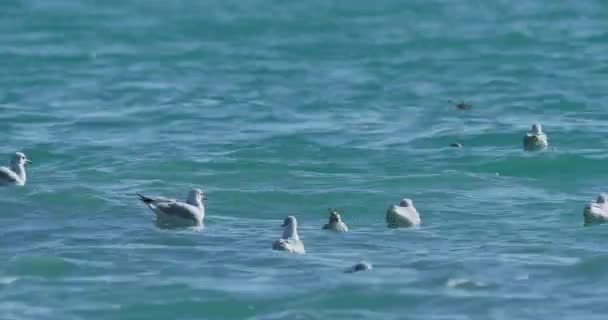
left=2, top=1, right=608, bottom=319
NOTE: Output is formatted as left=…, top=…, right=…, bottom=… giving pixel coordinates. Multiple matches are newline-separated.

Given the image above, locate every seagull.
left=136, top=188, right=206, bottom=227
left=386, top=198, right=421, bottom=228
left=523, top=123, right=549, bottom=151
left=583, top=193, right=608, bottom=225
left=322, top=208, right=348, bottom=232
left=0, top=152, right=32, bottom=186
left=272, top=216, right=305, bottom=254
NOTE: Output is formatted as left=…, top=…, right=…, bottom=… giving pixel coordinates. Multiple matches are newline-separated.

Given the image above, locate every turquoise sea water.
left=2, top=0, right=608, bottom=319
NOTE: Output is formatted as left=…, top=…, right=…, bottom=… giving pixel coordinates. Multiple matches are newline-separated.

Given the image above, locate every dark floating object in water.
left=449, top=99, right=473, bottom=110
left=345, top=261, right=373, bottom=273
left=450, top=143, right=463, bottom=148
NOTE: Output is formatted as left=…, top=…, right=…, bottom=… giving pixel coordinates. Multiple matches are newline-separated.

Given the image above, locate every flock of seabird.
left=2, top=119, right=606, bottom=272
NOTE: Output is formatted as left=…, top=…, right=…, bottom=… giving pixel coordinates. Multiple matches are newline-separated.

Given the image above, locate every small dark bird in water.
left=344, top=261, right=373, bottom=273
left=449, top=143, right=463, bottom=148
left=449, top=100, right=473, bottom=110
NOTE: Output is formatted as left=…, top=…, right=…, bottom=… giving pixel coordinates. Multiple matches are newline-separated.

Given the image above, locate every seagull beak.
left=26, top=159, right=32, bottom=164
left=203, top=196, right=207, bottom=200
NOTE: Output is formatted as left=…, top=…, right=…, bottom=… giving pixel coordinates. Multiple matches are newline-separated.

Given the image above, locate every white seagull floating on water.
left=0, top=152, right=32, bottom=186
left=322, top=208, right=348, bottom=232
left=136, top=188, right=206, bottom=227
left=273, top=216, right=305, bottom=254
left=523, top=123, right=549, bottom=151
left=583, top=193, right=608, bottom=225
left=386, top=198, right=421, bottom=228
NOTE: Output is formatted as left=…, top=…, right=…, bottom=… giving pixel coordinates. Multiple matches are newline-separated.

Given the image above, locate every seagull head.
left=11, top=152, right=31, bottom=166
left=281, top=215, right=299, bottom=239
left=597, top=193, right=608, bottom=204
left=531, top=123, right=543, bottom=134
left=282, top=215, right=298, bottom=228
left=328, top=208, right=342, bottom=223
left=187, top=188, right=206, bottom=205
left=399, top=198, right=414, bottom=208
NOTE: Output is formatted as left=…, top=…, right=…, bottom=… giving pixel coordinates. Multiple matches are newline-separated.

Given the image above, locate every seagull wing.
left=154, top=201, right=200, bottom=222
left=0, top=167, right=18, bottom=184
